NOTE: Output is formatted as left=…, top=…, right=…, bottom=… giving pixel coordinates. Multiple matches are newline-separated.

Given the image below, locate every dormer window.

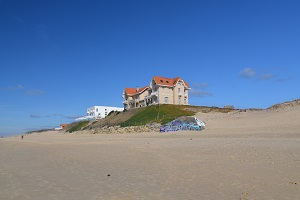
left=166, top=81, right=169, bottom=83
left=160, top=80, right=163, bottom=83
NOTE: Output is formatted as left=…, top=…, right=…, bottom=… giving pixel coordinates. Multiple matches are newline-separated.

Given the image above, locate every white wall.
left=87, top=106, right=123, bottom=119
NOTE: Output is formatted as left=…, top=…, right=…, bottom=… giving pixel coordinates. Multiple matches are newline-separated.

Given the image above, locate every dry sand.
left=1, top=105, right=300, bottom=199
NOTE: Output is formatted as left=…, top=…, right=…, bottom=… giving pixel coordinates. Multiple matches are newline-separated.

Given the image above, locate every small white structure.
left=76, top=106, right=123, bottom=121
left=54, top=124, right=68, bottom=130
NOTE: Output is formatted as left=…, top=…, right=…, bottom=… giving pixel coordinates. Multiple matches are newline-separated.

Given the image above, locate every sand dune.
left=196, top=103, right=300, bottom=138
left=1, top=104, right=300, bottom=199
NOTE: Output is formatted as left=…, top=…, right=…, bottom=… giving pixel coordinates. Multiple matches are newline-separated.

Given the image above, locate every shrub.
left=68, top=121, right=89, bottom=133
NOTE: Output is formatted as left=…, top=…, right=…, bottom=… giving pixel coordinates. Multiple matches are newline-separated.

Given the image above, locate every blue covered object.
left=160, top=116, right=205, bottom=132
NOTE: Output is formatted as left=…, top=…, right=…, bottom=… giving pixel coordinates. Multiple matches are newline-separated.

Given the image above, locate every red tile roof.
left=60, top=124, right=68, bottom=128
left=152, top=76, right=190, bottom=88
left=124, top=86, right=150, bottom=96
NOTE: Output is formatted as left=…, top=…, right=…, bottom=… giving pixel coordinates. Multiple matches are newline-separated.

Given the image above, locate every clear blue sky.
left=1, top=0, right=299, bottom=136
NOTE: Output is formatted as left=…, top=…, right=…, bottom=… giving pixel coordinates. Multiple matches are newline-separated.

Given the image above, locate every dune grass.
left=120, top=104, right=195, bottom=127
left=67, top=121, right=90, bottom=133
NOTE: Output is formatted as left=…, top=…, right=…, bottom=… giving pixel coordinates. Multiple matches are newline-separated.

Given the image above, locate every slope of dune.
left=195, top=99, right=300, bottom=137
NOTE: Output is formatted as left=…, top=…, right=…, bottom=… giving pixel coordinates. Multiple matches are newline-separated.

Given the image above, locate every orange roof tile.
left=124, top=86, right=150, bottom=96
left=153, top=76, right=190, bottom=88
left=60, top=124, right=68, bottom=128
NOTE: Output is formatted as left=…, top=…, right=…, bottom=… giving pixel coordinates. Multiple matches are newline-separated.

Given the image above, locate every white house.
left=76, top=106, right=123, bottom=121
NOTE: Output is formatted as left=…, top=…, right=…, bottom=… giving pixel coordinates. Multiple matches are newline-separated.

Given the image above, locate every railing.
left=124, top=99, right=139, bottom=104
left=123, top=99, right=139, bottom=103
left=151, top=92, right=158, bottom=96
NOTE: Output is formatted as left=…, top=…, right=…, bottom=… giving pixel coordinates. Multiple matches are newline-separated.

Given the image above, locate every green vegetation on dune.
left=64, top=104, right=234, bottom=131
left=120, top=104, right=195, bottom=127
left=67, top=121, right=89, bottom=133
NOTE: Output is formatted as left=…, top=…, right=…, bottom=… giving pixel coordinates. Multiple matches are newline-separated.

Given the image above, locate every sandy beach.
left=1, top=105, right=300, bottom=199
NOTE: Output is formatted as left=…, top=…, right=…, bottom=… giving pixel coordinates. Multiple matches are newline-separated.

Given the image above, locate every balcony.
left=127, top=99, right=138, bottom=104
left=150, top=92, right=158, bottom=96
left=123, top=99, right=139, bottom=104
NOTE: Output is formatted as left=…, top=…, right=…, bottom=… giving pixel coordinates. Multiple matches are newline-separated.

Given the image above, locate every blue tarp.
left=160, top=116, right=205, bottom=132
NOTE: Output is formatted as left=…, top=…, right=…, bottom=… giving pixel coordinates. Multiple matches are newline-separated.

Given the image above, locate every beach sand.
left=1, top=105, right=300, bottom=199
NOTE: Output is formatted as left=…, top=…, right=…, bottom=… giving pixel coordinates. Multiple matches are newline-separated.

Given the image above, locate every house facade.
left=122, top=76, right=190, bottom=110
left=76, top=106, right=123, bottom=121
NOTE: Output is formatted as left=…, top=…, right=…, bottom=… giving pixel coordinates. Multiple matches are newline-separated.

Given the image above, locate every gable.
left=152, top=76, right=190, bottom=88
left=124, top=86, right=150, bottom=96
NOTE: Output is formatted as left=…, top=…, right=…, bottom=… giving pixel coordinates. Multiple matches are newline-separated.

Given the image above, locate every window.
left=178, top=96, right=181, bottom=105
left=96, top=109, right=98, bottom=112
left=178, top=88, right=181, bottom=93
left=166, top=80, right=169, bottom=83
left=184, top=98, right=187, bottom=104
left=164, top=97, right=169, bottom=103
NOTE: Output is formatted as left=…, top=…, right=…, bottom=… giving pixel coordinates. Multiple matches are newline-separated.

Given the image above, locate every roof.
left=152, top=76, right=190, bottom=88
left=124, top=86, right=150, bottom=96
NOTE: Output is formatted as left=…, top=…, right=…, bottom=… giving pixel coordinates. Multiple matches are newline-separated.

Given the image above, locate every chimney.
left=136, top=86, right=139, bottom=92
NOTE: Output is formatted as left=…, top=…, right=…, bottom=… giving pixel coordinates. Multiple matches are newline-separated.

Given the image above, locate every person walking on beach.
left=21, top=135, right=23, bottom=140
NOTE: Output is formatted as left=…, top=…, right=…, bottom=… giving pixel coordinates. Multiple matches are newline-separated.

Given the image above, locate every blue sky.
left=1, top=0, right=299, bottom=136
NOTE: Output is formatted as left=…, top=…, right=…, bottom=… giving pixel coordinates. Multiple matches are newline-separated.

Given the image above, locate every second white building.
left=87, top=106, right=123, bottom=119
left=75, top=106, right=123, bottom=121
